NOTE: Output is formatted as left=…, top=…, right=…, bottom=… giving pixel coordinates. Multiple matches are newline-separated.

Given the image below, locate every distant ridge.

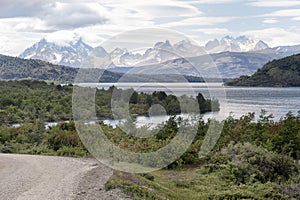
left=0, top=54, right=207, bottom=83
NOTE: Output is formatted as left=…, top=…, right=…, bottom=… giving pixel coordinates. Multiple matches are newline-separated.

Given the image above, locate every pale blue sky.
left=0, top=0, right=300, bottom=55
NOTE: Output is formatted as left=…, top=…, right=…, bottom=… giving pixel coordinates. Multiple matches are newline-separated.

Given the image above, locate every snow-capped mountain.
left=20, top=35, right=268, bottom=68
left=109, top=41, right=300, bottom=78
left=18, top=35, right=300, bottom=78
left=20, top=37, right=93, bottom=67
left=110, top=48, right=143, bottom=66
left=110, top=40, right=206, bottom=67
left=109, top=36, right=269, bottom=67
left=204, top=35, right=269, bottom=53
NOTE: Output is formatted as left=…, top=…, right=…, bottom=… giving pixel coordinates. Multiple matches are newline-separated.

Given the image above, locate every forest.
left=226, top=53, right=300, bottom=87
left=0, top=80, right=218, bottom=125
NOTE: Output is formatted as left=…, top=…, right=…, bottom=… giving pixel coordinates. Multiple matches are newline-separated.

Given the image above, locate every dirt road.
left=0, top=154, right=129, bottom=200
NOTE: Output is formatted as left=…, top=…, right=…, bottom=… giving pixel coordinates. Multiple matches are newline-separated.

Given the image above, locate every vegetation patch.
left=226, top=53, right=300, bottom=87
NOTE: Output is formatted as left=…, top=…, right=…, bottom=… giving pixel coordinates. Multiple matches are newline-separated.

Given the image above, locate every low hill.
left=0, top=54, right=205, bottom=83
left=0, top=54, right=77, bottom=82
left=226, top=54, right=300, bottom=87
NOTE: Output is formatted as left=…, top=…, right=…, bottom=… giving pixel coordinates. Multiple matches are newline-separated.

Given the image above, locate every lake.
left=86, top=83, right=300, bottom=127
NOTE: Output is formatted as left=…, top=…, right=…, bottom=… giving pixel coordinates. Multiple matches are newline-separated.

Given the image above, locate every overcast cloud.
left=0, top=0, right=299, bottom=55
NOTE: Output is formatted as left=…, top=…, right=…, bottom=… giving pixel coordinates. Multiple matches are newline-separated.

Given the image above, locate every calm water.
left=88, top=82, right=300, bottom=126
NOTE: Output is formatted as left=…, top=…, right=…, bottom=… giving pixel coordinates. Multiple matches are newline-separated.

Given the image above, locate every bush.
left=210, top=142, right=299, bottom=184
left=56, top=146, right=87, bottom=157
left=208, top=182, right=290, bottom=200
left=140, top=173, right=155, bottom=181
left=281, top=176, right=300, bottom=199
left=47, top=122, right=82, bottom=151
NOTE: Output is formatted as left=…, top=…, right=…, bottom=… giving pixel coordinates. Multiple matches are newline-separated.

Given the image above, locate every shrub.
left=140, top=173, right=155, bottom=181
left=56, top=146, right=87, bottom=157
left=210, top=142, right=299, bottom=184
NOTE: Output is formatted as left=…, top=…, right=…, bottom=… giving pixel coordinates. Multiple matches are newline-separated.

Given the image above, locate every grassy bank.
left=1, top=112, right=299, bottom=199
left=104, top=112, right=300, bottom=199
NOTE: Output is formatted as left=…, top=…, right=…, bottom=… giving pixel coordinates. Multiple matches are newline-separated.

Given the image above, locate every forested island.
left=226, top=54, right=300, bottom=87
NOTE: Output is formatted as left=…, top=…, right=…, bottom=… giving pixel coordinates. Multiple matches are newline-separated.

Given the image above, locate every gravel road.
left=0, top=154, right=130, bottom=200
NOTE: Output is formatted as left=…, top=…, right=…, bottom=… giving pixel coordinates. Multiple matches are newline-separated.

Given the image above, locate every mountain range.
left=19, top=35, right=300, bottom=78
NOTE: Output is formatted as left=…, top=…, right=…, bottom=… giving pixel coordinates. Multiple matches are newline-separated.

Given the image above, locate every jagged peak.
left=39, top=38, right=47, bottom=44
left=205, top=35, right=269, bottom=53
left=154, top=40, right=172, bottom=49
left=223, top=35, right=234, bottom=40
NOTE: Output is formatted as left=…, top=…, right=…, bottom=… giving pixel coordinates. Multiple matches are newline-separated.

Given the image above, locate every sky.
left=1, top=0, right=300, bottom=56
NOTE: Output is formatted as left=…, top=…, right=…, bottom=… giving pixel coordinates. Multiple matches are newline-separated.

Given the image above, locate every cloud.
left=242, top=28, right=300, bottom=47
left=0, top=18, right=50, bottom=32
left=123, top=0, right=203, bottom=17
left=0, top=0, right=50, bottom=18
left=186, top=0, right=241, bottom=4
left=133, top=5, right=202, bottom=17
left=160, top=17, right=233, bottom=28
left=97, top=28, right=194, bottom=52
left=292, top=16, right=300, bottom=21
left=0, top=1, right=110, bottom=32
left=264, top=9, right=300, bottom=17
left=263, top=18, right=279, bottom=24
left=44, top=30, right=105, bottom=47
left=42, top=2, right=109, bottom=30
left=248, top=0, right=300, bottom=7
left=193, top=28, right=233, bottom=35
left=0, top=0, right=201, bottom=32
left=0, top=32, right=43, bottom=56
left=0, top=0, right=300, bottom=56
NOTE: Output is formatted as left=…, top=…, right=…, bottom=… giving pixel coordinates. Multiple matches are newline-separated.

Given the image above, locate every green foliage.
left=105, top=172, right=158, bottom=200
left=215, top=111, right=300, bottom=160
left=226, top=53, right=300, bottom=87
left=47, top=122, right=82, bottom=151
left=0, top=80, right=217, bottom=125
left=210, top=142, right=299, bottom=184
left=0, top=80, right=73, bottom=123
left=103, top=112, right=299, bottom=199
left=0, top=120, right=87, bottom=157
left=0, top=80, right=299, bottom=199
left=281, top=176, right=300, bottom=199
left=140, top=173, right=155, bottom=181
left=56, top=146, right=88, bottom=157
left=0, top=54, right=77, bottom=82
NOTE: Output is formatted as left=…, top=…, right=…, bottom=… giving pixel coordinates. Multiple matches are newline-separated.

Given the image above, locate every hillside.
left=0, top=54, right=128, bottom=83
left=226, top=54, right=300, bottom=87
left=0, top=54, right=206, bottom=83
left=0, top=54, right=77, bottom=82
